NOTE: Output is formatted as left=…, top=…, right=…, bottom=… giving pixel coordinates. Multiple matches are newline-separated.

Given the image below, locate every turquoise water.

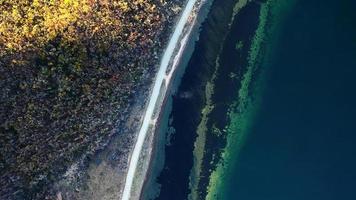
left=225, top=0, right=356, bottom=199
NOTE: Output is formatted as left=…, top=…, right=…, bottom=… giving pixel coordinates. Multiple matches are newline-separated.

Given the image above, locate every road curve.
left=121, top=0, right=199, bottom=199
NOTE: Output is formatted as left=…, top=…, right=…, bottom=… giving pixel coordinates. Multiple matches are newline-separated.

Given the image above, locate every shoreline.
left=121, top=0, right=205, bottom=199
left=139, top=0, right=215, bottom=198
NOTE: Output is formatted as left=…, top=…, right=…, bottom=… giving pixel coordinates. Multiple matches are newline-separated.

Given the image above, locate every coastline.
left=138, top=29, right=195, bottom=200
left=121, top=0, right=206, bottom=199
left=139, top=1, right=216, bottom=199
left=131, top=25, right=196, bottom=200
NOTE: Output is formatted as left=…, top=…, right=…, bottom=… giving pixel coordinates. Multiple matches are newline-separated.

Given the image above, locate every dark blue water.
left=226, top=0, right=356, bottom=199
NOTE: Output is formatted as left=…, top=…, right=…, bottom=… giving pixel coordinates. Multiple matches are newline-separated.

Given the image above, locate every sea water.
left=224, top=0, right=356, bottom=199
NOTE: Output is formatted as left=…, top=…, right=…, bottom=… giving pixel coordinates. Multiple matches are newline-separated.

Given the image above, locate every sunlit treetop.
left=0, top=0, right=158, bottom=53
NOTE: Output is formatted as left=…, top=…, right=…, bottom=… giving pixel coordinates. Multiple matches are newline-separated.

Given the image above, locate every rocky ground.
left=0, top=0, right=185, bottom=199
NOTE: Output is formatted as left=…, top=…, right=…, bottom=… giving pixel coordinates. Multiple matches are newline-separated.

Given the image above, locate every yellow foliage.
left=117, top=1, right=129, bottom=12
left=0, top=0, right=143, bottom=52
left=1, top=0, right=89, bottom=50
